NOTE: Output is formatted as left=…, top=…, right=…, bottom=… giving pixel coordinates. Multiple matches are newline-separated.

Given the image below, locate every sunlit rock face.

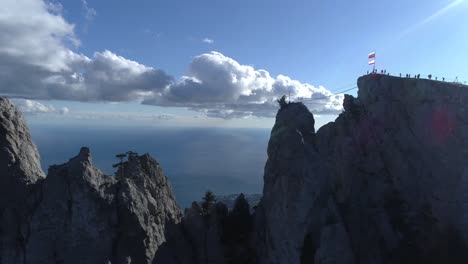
left=0, top=96, right=190, bottom=264
left=23, top=148, right=189, bottom=264
left=0, top=97, right=45, bottom=264
left=256, top=75, right=468, bottom=264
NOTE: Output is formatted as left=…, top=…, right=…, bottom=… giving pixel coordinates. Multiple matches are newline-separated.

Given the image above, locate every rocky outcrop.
left=24, top=148, right=190, bottom=264
left=0, top=98, right=45, bottom=200
left=255, top=102, right=351, bottom=264
left=256, top=75, right=468, bottom=263
left=0, top=96, right=192, bottom=264
left=25, top=147, right=117, bottom=263
left=0, top=97, right=45, bottom=264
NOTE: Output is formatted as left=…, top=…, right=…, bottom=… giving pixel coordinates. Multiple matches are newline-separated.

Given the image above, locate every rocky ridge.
left=1, top=74, right=468, bottom=263
left=0, top=96, right=191, bottom=264
left=255, top=74, right=468, bottom=264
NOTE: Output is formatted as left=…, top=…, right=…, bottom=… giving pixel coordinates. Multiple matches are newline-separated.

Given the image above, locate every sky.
left=1, top=0, right=467, bottom=128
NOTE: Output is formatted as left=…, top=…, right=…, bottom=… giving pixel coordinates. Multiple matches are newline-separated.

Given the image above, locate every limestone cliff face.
left=256, top=75, right=468, bottom=264
left=23, top=149, right=189, bottom=264
left=0, top=97, right=45, bottom=264
left=255, top=102, right=352, bottom=264
left=0, top=96, right=191, bottom=264
left=0, top=98, right=45, bottom=196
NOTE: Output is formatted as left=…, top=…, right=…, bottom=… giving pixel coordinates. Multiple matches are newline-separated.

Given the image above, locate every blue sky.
left=2, top=0, right=467, bottom=128
left=68, top=0, right=468, bottom=86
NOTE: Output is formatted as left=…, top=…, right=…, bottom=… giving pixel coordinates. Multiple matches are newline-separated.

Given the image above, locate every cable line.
left=301, top=86, right=357, bottom=102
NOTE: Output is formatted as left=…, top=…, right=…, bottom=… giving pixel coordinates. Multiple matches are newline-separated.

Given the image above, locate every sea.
left=28, top=124, right=270, bottom=208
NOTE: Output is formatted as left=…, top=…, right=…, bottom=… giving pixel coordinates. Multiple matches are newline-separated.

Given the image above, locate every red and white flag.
left=368, top=60, right=375, bottom=65
left=368, top=52, right=375, bottom=59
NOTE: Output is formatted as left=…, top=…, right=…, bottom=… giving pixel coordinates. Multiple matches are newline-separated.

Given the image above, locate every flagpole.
left=373, top=54, right=375, bottom=72
left=368, top=52, right=376, bottom=73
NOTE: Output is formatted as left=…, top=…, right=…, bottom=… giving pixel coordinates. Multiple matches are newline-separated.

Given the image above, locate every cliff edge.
left=256, top=74, right=468, bottom=264
left=0, top=96, right=192, bottom=264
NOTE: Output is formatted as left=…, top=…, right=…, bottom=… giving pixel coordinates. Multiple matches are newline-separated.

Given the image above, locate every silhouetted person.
left=399, top=73, right=402, bottom=77
left=436, top=77, right=438, bottom=80
left=418, top=74, right=420, bottom=79
left=367, top=70, right=369, bottom=74
left=443, top=77, right=445, bottom=81
left=428, top=74, right=432, bottom=79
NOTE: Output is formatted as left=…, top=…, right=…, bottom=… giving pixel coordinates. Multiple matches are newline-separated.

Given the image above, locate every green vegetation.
left=222, top=194, right=256, bottom=264
left=201, top=190, right=216, bottom=216
left=112, top=151, right=139, bottom=178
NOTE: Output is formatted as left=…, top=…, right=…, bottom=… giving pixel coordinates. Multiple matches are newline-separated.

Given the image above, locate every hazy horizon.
left=3, top=0, right=466, bottom=129
left=28, top=123, right=269, bottom=207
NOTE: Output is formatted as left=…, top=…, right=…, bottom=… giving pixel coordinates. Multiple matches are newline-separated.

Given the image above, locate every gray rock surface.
left=0, top=97, right=45, bottom=264
left=26, top=147, right=117, bottom=263
left=0, top=97, right=45, bottom=197
left=256, top=75, right=468, bottom=264
left=24, top=148, right=189, bottom=264
left=255, top=102, right=345, bottom=264
left=0, top=97, right=192, bottom=264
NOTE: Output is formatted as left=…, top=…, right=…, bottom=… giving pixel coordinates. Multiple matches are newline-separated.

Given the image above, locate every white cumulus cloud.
left=11, top=99, right=69, bottom=115
left=143, top=52, right=344, bottom=118
left=0, top=0, right=345, bottom=119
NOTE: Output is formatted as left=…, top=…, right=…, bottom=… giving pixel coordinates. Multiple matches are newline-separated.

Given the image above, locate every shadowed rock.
left=24, top=148, right=188, bottom=264
left=256, top=75, right=468, bottom=264
left=0, top=97, right=45, bottom=263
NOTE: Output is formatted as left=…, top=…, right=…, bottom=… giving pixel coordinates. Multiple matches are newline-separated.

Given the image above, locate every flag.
left=368, top=52, right=375, bottom=59
left=368, top=60, right=375, bottom=65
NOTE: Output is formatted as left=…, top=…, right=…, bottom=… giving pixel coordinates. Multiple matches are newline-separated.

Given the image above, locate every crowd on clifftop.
left=366, top=69, right=466, bottom=85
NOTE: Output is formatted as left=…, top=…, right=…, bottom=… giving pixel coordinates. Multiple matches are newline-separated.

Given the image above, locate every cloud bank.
left=0, top=0, right=345, bottom=119
left=11, top=99, right=69, bottom=115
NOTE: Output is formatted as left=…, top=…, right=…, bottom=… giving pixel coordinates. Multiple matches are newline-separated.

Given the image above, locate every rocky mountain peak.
left=0, top=97, right=191, bottom=264
left=257, top=75, right=468, bottom=264
left=0, top=97, right=44, bottom=209
left=0, top=97, right=44, bottom=193
left=76, top=146, right=91, bottom=161
left=272, top=102, right=316, bottom=145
